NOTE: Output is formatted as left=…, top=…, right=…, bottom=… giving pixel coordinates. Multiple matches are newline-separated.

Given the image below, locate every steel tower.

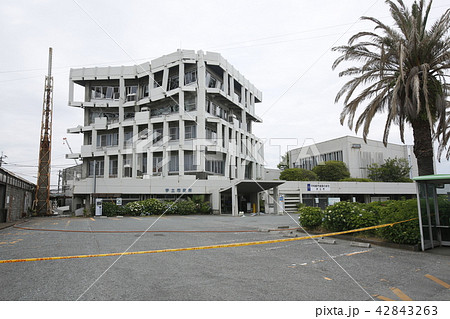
left=34, top=48, right=54, bottom=216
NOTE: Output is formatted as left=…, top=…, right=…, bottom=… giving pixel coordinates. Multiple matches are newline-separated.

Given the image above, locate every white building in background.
left=66, top=50, right=283, bottom=215
left=288, top=136, right=419, bottom=179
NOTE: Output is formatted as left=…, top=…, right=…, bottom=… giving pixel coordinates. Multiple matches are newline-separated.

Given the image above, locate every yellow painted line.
left=390, top=287, right=413, bottom=301
left=130, top=217, right=142, bottom=221
left=425, top=274, right=450, bottom=289
left=323, top=277, right=333, bottom=281
left=90, top=218, right=95, bottom=221
left=0, top=218, right=418, bottom=264
left=345, top=250, right=370, bottom=256
left=374, top=294, right=395, bottom=301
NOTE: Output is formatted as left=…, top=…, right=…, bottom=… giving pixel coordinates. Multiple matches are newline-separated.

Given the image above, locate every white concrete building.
left=288, top=136, right=419, bottom=179
left=66, top=50, right=283, bottom=215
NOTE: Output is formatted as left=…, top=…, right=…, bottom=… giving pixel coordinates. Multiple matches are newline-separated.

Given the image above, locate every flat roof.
left=413, top=174, right=450, bottom=183
left=220, top=180, right=285, bottom=194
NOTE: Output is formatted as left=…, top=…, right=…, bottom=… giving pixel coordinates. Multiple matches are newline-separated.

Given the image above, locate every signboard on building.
left=307, top=183, right=331, bottom=191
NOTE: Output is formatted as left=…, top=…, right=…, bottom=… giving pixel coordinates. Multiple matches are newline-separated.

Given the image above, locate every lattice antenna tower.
left=34, top=48, right=54, bottom=216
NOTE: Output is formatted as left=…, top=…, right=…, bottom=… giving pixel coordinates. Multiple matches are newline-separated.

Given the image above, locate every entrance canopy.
left=413, top=174, right=450, bottom=251
left=220, top=180, right=285, bottom=216
left=220, top=180, right=285, bottom=194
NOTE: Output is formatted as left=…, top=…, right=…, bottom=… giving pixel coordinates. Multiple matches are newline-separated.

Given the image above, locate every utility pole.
left=34, top=48, right=54, bottom=216
left=0, top=152, right=6, bottom=167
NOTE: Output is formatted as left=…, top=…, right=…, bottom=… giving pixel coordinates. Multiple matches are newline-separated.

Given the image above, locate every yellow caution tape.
left=0, top=218, right=417, bottom=264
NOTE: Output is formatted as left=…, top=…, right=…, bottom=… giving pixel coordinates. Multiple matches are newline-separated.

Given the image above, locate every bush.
left=322, top=201, right=377, bottom=231
left=141, top=198, right=166, bottom=215
left=322, top=201, right=358, bottom=231
left=312, top=161, right=350, bottom=181
left=340, top=178, right=373, bottom=182
left=175, top=200, right=197, bottom=215
left=298, top=206, right=323, bottom=229
left=280, top=168, right=318, bottom=181
left=126, top=201, right=146, bottom=216
left=101, top=202, right=131, bottom=216
left=377, top=199, right=420, bottom=245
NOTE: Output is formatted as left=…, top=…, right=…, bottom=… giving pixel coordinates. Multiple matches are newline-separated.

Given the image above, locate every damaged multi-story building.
left=66, top=50, right=283, bottom=215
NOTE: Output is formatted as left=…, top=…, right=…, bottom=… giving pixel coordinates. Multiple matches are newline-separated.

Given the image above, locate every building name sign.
left=307, top=183, right=330, bottom=192
left=165, top=188, right=193, bottom=193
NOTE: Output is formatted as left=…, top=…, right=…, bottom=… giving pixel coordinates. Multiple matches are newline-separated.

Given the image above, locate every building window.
left=124, top=130, right=133, bottom=148
left=150, top=103, right=179, bottom=117
left=205, top=71, right=222, bottom=89
left=153, top=128, right=163, bottom=144
left=137, top=153, right=147, bottom=177
left=184, top=152, right=196, bottom=171
left=126, top=86, right=137, bottom=101
left=185, top=97, right=196, bottom=111
left=185, top=124, right=196, bottom=139
left=206, top=160, right=224, bottom=175
left=109, top=157, right=118, bottom=178
left=153, top=155, right=163, bottom=173
left=168, top=76, right=179, bottom=90
left=184, top=70, right=197, bottom=85
left=169, top=153, right=179, bottom=172
left=206, top=127, right=217, bottom=140
left=89, top=160, right=104, bottom=177
left=91, top=86, right=119, bottom=100
left=97, top=132, right=118, bottom=148
left=169, top=126, right=179, bottom=141
left=123, top=156, right=132, bottom=178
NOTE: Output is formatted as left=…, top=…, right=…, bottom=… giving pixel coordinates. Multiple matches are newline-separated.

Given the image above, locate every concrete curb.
left=0, top=219, right=29, bottom=231
left=296, top=229, right=420, bottom=251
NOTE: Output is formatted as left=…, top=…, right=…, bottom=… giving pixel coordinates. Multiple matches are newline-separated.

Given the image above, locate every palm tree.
left=332, top=0, right=450, bottom=176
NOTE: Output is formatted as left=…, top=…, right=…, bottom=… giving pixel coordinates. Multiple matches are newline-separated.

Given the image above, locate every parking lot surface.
left=0, top=214, right=449, bottom=301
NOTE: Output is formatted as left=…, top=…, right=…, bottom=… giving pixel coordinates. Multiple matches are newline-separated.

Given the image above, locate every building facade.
left=288, top=136, right=419, bottom=179
left=0, top=167, right=35, bottom=222
left=67, top=50, right=279, bottom=215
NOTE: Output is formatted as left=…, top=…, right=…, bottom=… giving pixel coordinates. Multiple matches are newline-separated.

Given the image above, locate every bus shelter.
left=413, top=174, right=450, bottom=251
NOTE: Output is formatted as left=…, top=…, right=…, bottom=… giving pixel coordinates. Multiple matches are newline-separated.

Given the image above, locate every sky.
left=0, top=0, right=449, bottom=188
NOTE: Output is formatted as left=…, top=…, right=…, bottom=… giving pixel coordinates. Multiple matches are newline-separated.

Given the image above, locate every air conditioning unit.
left=141, top=107, right=150, bottom=112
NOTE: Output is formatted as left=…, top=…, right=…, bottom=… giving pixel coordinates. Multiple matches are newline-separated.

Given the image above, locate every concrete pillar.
left=273, top=186, right=279, bottom=215
left=231, top=184, right=239, bottom=217
left=104, top=155, right=110, bottom=179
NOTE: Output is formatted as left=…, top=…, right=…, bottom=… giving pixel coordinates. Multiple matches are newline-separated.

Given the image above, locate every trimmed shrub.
left=322, top=201, right=360, bottom=231
left=141, top=198, right=166, bottom=215
left=377, top=199, right=420, bottom=245
left=175, top=200, right=197, bottom=215
left=126, top=201, right=146, bottom=216
left=339, top=178, right=373, bottom=182
left=101, top=202, right=131, bottom=216
left=298, top=206, right=323, bottom=229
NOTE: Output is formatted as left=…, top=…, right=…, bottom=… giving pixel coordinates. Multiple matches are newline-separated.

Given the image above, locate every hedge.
left=298, top=199, right=421, bottom=245
left=101, top=198, right=211, bottom=216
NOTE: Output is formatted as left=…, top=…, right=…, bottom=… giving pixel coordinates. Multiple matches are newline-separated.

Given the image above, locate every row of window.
left=88, top=152, right=203, bottom=177
left=293, top=151, right=344, bottom=170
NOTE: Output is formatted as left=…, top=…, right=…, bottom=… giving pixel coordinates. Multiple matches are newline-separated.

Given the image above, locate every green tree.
left=368, top=157, right=412, bottom=182
left=279, top=168, right=318, bottom=181
left=312, top=161, right=350, bottom=181
left=277, top=152, right=290, bottom=171
left=332, top=0, right=450, bottom=176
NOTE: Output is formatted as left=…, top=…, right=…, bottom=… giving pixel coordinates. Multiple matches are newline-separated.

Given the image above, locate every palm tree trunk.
left=411, top=118, right=435, bottom=176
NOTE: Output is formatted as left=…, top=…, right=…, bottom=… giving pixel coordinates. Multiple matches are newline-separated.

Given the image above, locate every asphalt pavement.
left=0, top=214, right=449, bottom=301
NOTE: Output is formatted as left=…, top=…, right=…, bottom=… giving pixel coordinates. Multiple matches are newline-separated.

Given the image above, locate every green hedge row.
left=101, top=198, right=211, bottom=217
left=298, top=199, right=427, bottom=245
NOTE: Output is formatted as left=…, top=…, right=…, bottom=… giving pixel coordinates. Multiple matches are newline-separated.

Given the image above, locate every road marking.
left=90, top=218, right=95, bottom=221
left=374, top=294, right=395, bottom=301
left=66, top=220, right=71, bottom=226
left=390, top=287, right=413, bottom=301
left=324, top=277, right=333, bottom=281
left=0, top=218, right=416, bottom=264
left=345, top=250, right=370, bottom=256
left=130, top=217, right=141, bottom=221
left=425, top=274, right=450, bottom=289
